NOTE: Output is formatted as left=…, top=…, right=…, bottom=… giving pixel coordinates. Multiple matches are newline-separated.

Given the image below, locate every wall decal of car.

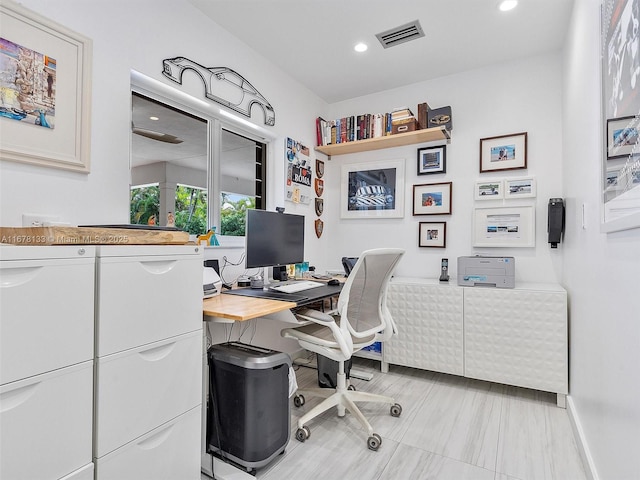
left=162, top=57, right=275, bottom=126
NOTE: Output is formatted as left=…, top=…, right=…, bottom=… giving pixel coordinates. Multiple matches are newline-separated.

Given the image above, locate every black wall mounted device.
left=548, top=198, right=565, bottom=248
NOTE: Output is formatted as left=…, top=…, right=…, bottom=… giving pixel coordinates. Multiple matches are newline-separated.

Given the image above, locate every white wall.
left=562, top=1, right=640, bottom=479
left=318, top=53, right=564, bottom=282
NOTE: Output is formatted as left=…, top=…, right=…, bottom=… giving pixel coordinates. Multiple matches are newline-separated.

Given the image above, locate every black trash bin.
left=316, top=353, right=352, bottom=388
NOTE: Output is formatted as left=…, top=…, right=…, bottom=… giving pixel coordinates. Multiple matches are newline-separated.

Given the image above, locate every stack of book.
left=315, top=102, right=445, bottom=146
left=391, top=107, right=417, bottom=134
left=316, top=113, right=393, bottom=146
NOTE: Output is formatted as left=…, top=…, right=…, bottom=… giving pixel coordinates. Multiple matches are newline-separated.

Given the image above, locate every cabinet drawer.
left=0, top=361, right=93, bottom=480
left=96, top=254, right=202, bottom=356
left=95, top=406, right=200, bottom=480
left=60, top=463, right=94, bottom=480
left=95, top=331, right=202, bottom=457
left=464, top=287, right=568, bottom=393
left=0, top=257, right=94, bottom=384
left=386, top=282, right=464, bottom=375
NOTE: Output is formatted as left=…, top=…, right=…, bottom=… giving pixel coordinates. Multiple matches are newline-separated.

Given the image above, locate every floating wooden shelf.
left=315, top=126, right=450, bottom=157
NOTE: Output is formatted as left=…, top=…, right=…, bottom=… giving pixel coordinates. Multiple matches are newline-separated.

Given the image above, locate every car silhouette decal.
left=162, top=56, right=275, bottom=126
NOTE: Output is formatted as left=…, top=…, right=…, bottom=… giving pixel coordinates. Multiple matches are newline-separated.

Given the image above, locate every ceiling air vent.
left=375, top=20, right=425, bottom=49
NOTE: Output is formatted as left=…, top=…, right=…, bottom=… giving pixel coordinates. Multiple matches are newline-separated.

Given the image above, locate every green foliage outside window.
left=175, top=185, right=207, bottom=235
left=130, top=185, right=159, bottom=226
left=130, top=186, right=255, bottom=237
left=221, top=193, right=255, bottom=236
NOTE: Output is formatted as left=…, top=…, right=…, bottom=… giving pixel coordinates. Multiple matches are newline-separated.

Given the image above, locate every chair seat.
left=285, top=321, right=376, bottom=352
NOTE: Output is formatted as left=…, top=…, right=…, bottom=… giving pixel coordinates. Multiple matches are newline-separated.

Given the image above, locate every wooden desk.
left=202, top=294, right=295, bottom=321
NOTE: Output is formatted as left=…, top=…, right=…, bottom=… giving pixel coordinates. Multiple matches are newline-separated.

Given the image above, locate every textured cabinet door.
left=386, top=280, right=464, bottom=375
left=464, top=286, right=568, bottom=394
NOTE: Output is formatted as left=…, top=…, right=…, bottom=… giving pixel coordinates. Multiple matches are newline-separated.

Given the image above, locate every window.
left=130, top=91, right=266, bottom=236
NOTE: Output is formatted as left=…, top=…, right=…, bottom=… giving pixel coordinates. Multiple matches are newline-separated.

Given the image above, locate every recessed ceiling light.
left=354, top=42, right=368, bottom=53
left=498, top=0, right=518, bottom=11
left=149, top=116, right=159, bottom=121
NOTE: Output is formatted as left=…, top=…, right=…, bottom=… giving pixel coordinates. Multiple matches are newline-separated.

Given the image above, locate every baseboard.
left=566, top=395, right=599, bottom=480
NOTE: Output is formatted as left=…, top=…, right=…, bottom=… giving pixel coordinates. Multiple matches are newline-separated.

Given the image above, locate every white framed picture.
left=341, top=158, right=405, bottom=219
left=504, top=176, right=537, bottom=199
left=0, top=1, right=92, bottom=172
left=473, top=206, right=535, bottom=248
left=474, top=179, right=503, bottom=200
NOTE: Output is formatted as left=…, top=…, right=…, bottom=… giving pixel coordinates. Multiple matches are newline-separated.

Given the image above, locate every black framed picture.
left=417, top=145, right=446, bottom=175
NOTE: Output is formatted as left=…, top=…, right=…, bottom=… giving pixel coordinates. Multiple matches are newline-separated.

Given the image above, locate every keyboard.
left=270, top=280, right=324, bottom=293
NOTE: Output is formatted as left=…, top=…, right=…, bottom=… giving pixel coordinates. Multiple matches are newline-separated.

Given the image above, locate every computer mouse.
left=328, top=279, right=340, bottom=286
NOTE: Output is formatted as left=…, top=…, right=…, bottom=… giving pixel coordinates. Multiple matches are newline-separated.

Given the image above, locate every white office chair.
left=281, top=248, right=405, bottom=451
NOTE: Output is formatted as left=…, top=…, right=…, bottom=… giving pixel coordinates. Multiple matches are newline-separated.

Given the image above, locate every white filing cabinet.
left=0, top=245, right=96, bottom=480
left=93, top=245, right=203, bottom=480
left=386, top=277, right=568, bottom=406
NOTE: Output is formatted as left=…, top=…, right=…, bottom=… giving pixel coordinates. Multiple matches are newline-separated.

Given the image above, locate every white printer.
left=457, top=256, right=515, bottom=288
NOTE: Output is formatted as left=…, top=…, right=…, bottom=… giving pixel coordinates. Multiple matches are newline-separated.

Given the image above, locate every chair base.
left=293, top=369, right=401, bottom=450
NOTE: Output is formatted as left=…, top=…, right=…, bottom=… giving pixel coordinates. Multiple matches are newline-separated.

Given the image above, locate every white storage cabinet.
left=385, top=277, right=568, bottom=406
left=0, top=245, right=96, bottom=480
left=93, top=245, right=203, bottom=480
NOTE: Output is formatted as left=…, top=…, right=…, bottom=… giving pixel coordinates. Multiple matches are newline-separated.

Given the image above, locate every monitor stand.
left=273, top=265, right=288, bottom=281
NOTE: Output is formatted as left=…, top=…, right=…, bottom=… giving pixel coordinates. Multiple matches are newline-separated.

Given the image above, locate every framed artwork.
left=341, top=159, right=405, bottom=219
left=606, top=116, right=639, bottom=160
left=480, top=132, right=527, bottom=173
left=0, top=1, right=92, bottom=172
left=472, top=206, right=535, bottom=248
left=504, top=176, right=537, bottom=199
left=601, top=0, right=640, bottom=232
left=474, top=179, right=503, bottom=200
left=285, top=137, right=313, bottom=205
left=418, top=222, right=446, bottom=248
left=417, top=145, right=446, bottom=175
left=412, top=182, right=452, bottom=215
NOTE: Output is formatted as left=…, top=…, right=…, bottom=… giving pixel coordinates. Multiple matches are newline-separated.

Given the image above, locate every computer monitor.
left=245, top=209, right=305, bottom=279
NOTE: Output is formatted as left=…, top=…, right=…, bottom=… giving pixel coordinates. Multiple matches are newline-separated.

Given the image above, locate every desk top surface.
left=202, top=283, right=342, bottom=321
left=203, top=294, right=295, bottom=321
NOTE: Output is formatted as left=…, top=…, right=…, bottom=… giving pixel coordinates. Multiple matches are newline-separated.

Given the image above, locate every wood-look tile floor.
left=203, top=358, right=587, bottom=480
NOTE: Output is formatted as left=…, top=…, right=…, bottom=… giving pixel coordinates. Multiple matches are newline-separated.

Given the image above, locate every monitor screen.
left=245, top=210, right=305, bottom=269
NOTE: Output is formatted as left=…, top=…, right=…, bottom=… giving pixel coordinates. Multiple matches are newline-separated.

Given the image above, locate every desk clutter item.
left=270, top=280, right=323, bottom=294
left=207, top=342, right=291, bottom=471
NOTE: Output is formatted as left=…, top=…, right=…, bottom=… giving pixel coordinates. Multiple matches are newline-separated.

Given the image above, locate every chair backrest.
left=337, top=248, right=404, bottom=343
left=341, top=257, right=358, bottom=276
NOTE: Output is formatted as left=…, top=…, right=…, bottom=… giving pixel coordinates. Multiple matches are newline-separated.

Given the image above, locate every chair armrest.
left=295, top=308, right=335, bottom=324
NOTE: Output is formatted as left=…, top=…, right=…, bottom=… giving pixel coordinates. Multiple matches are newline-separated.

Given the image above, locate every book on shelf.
left=316, top=102, right=436, bottom=146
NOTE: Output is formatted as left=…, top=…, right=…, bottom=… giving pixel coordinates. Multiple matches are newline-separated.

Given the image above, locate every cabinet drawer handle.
left=0, top=266, right=42, bottom=288
left=136, top=423, right=174, bottom=450
left=139, top=260, right=177, bottom=275
left=137, top=342, right=176, bottom=361
left=0, top=382, right=39, bottom=413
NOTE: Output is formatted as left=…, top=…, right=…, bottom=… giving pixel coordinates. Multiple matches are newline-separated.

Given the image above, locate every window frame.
left=130, top=71, right=273, bottom=241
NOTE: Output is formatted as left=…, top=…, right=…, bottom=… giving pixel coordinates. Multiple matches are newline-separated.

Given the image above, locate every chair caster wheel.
left=367, top=433, right=382, bottom=451
left=390, top=403, right=402, bottom=417
left=347, top=384, right=356, bottom=391
left=293, top=394, right=305, bottom=407
left=295, top=426, right=310, bottom=442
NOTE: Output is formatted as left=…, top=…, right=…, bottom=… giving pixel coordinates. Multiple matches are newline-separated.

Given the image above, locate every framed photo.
left=418, top=222, right=446, bottom=248
left=417, top=145, right=446, bottom=175
left=341, top=159, right=405, bottom=219
left=473, top=206, right=535, bottom=248
left=474, top=179, right=503, bottom=200
left=606, top=116, right=639, bottom=160
left=601, top=0, right=640, bottom=232
left=412, top=182, right=452, bottom=215
left=480, top=132, right=527, bottom=173
left=504, top=176, right=537, bottom=199
left=0, top=1, right=92, bottom=172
